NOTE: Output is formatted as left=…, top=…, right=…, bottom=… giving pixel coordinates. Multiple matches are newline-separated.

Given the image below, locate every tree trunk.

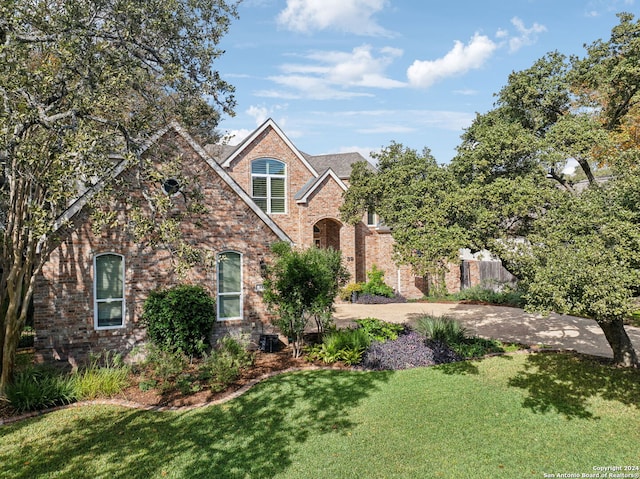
left=598, top=319, right=638, bottom=368
left=0, top=295, right=21, bottom=395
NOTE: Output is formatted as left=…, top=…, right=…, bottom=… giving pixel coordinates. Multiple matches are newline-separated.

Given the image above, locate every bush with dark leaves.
left=361, top=331, right=461, bottom=370
left=354, top=293, right=407, bottom=304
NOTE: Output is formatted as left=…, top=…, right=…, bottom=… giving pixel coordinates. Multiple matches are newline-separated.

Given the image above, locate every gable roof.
left=295, top=168, right=348, bottom=204
left=54, top=122, right=292, bottom=243
left=220, top=118, right=319, bottom=177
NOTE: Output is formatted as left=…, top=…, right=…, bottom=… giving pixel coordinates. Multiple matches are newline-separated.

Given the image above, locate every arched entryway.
left=313, top=218, right=342, bottom=250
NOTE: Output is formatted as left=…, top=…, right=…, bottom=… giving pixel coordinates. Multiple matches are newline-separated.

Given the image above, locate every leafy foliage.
left=413, top=314, right=516, bottom=359
left=341, top=145, right=467, bottom=280
left=354, top=318, right=405, bottom=342
left=451, top=286, right=524, bottom=307
left=263, top=242, right=349, bottom=357
left=361, top=331, right=461, bottom=371
left=142, top=285, right=216, bottom=357
left=338, top=282, right=363, bottom=302
left=5, top=366, right=76, bottom=413
left=414, top=315, right=467, bottom=344
left=306, top=328, right=371, bottom=366
left=360, top=265, right=395, bottom=298
left=72, top=352, right=130, bottom=400
left=135, top=344, right=189, bottom=391
left=0, top=0, right=239, bottom=391
left=200, top=336, right=255, bottom=392
left=133, top=336, right=253, bottom=395
left=342, top=13, right=640, bottom=367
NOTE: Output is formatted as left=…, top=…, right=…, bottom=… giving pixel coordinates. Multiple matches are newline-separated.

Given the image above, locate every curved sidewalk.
left=333, top=302, right=640, bottom=359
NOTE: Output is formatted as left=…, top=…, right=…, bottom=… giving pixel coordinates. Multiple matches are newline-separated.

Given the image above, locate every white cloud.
left=246, top=105, right=269, bottom=125
left=495, top=28, right=509, bottom=39
left=585, top=0, right=635, bottom=17
left=356, top=125, right=416, bottom=134
left=508, top=17, right=547, bottom=53
left=277, top=0, right=391, bottom=36
left=225, top=105, right=285, bottom=144
left=224, top=128, right=252, bottom=145
left=453, top=88, right=478, bottom=96
left=262, top=44, right=405, bottom=100
left=261, top=75, right=374, bottom=100
left=407, top=33, right=497, bottom=89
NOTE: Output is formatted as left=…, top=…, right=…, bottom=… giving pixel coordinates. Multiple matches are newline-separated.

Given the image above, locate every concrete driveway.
left=333, top=302, right=640, bottom=359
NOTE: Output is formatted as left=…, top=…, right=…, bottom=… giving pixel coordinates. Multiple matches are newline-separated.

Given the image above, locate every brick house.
left=204, top=118, right=462, bottom=295
left=34, top=118, right=464, bottom=364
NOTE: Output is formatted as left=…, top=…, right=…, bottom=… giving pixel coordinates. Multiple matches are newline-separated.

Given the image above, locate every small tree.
left=263, top=242, right=349, bottom=357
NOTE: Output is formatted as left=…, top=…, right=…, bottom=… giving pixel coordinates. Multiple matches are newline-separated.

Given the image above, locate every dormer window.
left=251, top=159, right=285, bottom=214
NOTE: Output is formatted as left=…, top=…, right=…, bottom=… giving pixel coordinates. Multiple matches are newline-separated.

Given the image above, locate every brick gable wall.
left=34, top=130, right=282, bottom=365
left=223, top=127, right=316, bottom=245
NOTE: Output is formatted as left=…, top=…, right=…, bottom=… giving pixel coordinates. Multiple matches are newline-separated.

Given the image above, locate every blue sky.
left=215, top=0, right=636, bottom=164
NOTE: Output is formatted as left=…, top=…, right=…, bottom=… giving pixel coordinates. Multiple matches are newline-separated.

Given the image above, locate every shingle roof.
left=294, top=168, right=347, bottom=203
left=304, top=152, right=375, bottom=179
left=203, top=143, right=237, bottom=163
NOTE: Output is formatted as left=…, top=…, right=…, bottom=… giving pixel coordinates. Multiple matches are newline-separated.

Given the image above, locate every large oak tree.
left=0, top=0, right=239, bottom=392
left=342, top=13, right=639, bottom=367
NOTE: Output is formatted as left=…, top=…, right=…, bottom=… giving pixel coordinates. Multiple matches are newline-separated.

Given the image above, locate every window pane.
left=270, top=177, right=285, bottom=198
left=251, top=159, right=268, bottom=175
left=271, top=198, right=285, bottom=213
left=254, top=198, right=267, bottom=211
left=252, top=177, right=267, bottom=197
left=219, top=295, right=241, bottom=319
left=96, top=255, right=123, bottom=300
left=219, top=253, right=241, bottom=293
left=97, top=301, right=123, bottom=327
left=268, top=160, right=285, bottom=175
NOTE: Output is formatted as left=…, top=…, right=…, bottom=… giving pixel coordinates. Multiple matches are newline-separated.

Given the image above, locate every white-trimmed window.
left=251, top=158, right=286, bottom=213
left=217, top=251, right=243, bottom=321
left=366, top=210, right=377, bottom=226
left=94, top=253, right=125, bottom=329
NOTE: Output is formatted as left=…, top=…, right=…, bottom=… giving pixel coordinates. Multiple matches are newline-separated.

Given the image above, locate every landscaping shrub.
left=413, top=314, right=519, bottom=359
left=339, top=282, right=363, bottom=302
left=451, top=285, right=524, bottom=307
left=263, top=242, right=349, bottom=357
left=361, top=264, right=395, bottom=298
left=199, top=336, right=255, bottom=392
left=72, top=351, right=130, bottom=400
left=414, top=314, right=467, bottom=344
left=139, top=344, right=189, bottom=383
left=142, top=284, right=215, bottom=357
left=6, top=366, right=76, bottom=413
left=355, top=317, right=405, bottom=342
left=306, top=328, right=371, bottom=365
left=361, top=331, right=461, bottom=370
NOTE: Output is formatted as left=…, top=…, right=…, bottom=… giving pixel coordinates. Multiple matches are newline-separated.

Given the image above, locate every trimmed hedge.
left=142, top=284, right=216, bottom=357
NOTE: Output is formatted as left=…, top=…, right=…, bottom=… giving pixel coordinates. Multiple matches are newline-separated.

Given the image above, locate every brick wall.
left=223, top=126, right=317, bottom=246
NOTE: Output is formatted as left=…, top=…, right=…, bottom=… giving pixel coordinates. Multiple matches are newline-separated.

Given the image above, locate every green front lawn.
left=2, top=353, right=639, bottom=478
